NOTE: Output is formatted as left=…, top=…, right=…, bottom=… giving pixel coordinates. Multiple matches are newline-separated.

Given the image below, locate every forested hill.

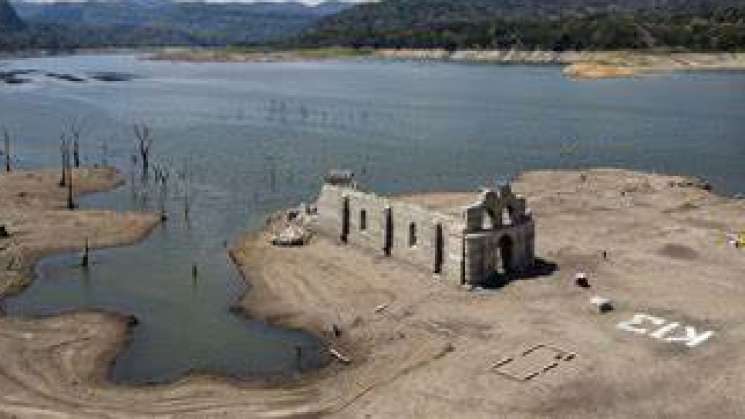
left=1, top=0, right=351, bottom=51
left=298, top=0, right=745, bottom=51
left=0, top=0, right=24, bottom=32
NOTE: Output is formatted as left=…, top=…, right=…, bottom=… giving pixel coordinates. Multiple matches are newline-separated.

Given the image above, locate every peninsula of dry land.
left=1, top=168, right=744, bottom=418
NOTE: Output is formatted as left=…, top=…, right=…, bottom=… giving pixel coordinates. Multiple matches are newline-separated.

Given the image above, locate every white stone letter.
left=617, top=313, right=666, bottom=335
left=664, top=326, right=714, bottom=347
left=649, top=322, right=680, bottom=339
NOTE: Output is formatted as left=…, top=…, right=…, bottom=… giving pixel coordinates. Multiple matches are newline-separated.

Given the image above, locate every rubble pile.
left=268, top=203, right=316, bottom=247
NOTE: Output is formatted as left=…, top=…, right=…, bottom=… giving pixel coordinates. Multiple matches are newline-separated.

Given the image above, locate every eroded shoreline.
left=2, top=167, right=745, bottom=417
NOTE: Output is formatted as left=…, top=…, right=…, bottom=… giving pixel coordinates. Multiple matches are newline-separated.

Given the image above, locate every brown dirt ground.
left=2, top=167, right=745, bottom=418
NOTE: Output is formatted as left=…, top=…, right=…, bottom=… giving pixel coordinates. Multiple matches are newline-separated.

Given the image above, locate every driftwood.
left=329, top=348, right=351, bottom=365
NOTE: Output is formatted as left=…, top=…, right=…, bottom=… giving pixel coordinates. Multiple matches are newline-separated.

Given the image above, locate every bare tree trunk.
left=158, top=165, right=169, bottom=222
left=73, top=140, right=80, bottom=168
left=134, top=123, right=154, bottom=181
left=59, top=135, right=68, bottom=187
left=67, top=164, right=75, bottom=210
left=3, top=128, right=11, bottom=173
left=68, top=117, right=84, bottom=169
left=81, top=238, right=89, bottom=268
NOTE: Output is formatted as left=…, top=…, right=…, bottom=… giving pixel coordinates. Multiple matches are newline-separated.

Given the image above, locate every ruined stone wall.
left=464, top=222, right=535, bottom=284
left=315, top=184, right=465, bottom=284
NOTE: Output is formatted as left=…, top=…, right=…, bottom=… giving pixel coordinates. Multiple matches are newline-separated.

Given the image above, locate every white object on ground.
left=590, top=296, right=613, bottom=313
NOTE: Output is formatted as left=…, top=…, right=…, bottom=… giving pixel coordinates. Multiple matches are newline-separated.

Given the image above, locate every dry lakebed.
left=0, top=167, right=744, bottom=417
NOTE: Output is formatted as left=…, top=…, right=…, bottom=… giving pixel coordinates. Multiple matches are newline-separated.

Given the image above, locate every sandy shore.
left=2, top=167, right=745, bottom=417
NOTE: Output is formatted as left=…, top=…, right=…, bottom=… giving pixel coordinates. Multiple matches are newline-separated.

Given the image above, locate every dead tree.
left=59, top=134, right=69, bottom=187
left=73, top=140, right=80, bottom=168
left=133, top=123, right=154, bottom=180
left=66, top=118, right=85, bottom=169
left=2, top=127, right=10, bottom=173
left=154, top=163, right=170, bottom=221
left=67, top=161, right=75, bottom=210
left=179, top=156, right=194, bottom=223
left=81, top=238, right=89, bottom=268
left=57, top=130, right=75, bottom=209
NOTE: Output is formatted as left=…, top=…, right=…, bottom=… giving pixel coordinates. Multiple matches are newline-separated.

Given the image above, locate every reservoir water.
left=0, top=54, right=743, bottom=384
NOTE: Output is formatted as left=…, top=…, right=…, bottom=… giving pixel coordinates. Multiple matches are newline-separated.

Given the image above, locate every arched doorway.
left=498, top=235, right=514, bottom=274
left=341, top=197, right=350, bottom=243
left=434, top=224, right=444, bottom=274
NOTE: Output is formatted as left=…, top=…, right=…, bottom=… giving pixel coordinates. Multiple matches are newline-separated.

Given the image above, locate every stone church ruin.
left=314, top=171, right=535, bottom=285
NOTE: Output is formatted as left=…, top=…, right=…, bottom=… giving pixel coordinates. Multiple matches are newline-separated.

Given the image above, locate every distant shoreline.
left=3, top=47, right=745, bottom=80
left=148, top=47, right=745, bottom=79
left=0, top=47, right=155, bottom=61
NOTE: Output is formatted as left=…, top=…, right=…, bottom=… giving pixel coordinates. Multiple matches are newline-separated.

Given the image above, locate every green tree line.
left=295, top=0, right=745, bottom=51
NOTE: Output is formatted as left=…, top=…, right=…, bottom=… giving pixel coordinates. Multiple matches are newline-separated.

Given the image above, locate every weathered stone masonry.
left=314, top=174, right=535, bottom=285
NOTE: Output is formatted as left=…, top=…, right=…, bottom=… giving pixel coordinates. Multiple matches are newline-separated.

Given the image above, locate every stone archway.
left=499, top=234, right=514, bottom=274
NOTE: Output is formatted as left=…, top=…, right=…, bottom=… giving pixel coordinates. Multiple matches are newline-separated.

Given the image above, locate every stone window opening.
left=409, top=222, right=418, bottom=247
left=483, top=208, right=497, bottom=230
left=502, top=206, right=514, bottom=226
left=341, top=197, right=350, bottom=243
left=434, top=224, right=444, bottom=274
left=383, top=207, right=393, bottom=257
left=360, top=209, right=367, bottom=230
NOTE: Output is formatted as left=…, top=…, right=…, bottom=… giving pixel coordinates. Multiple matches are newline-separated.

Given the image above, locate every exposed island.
left=1, top=167, right=744, bottom=417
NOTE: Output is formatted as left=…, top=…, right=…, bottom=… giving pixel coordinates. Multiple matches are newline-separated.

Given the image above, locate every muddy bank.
left=2, top=167, right=745, bottom=417
left=0, top=167, right=160, bottom=296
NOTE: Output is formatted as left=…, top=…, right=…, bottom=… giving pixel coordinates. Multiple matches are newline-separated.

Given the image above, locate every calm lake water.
left=0, top=54, right=743, bottom=384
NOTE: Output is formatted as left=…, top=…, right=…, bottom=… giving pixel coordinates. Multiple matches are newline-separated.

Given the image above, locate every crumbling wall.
left=315, top=184, right=464, bottom=283
left=315, top=181, right=536, bottom=286
left=464, top=223, right=535, bottom=283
